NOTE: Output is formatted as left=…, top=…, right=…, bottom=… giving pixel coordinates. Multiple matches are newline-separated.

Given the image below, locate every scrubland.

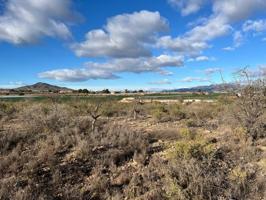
left=0, top=84, right=265, bottom=200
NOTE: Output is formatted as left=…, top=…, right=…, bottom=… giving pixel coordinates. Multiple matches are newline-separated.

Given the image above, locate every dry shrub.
left=0, top=106, right=155, bottom=200
left=163, top=134, right=264, bottom=200
left=0, top=101, right=17, bottom=122
left=71, top=100, right=131, bottom=118
left=0, top=98, right=265, bottom=200
left=19, top=103, right=73, bottom=134
left=168, top=103, right=186, bottom=121
left=184, top=103, right=222, bottom=129
left=150, top=103, right=186, bottom=122
left=150, top=103, right=168, bottom=122
left=231, top=76, right=266, bottom=141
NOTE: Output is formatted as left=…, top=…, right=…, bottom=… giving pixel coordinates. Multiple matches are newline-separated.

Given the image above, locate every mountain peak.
left=17, top=82, right=72, bottom=92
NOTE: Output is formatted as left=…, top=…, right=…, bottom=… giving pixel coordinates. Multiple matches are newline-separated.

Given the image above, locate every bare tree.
left=132, top=97, right=144, bottom=120
left=87, top=103, right=102, bottom=132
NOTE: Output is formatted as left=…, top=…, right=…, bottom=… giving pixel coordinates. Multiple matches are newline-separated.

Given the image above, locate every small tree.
left=101, top=89, right=110, bottom=94
left=87, top=103, right=102, bottom=132
left=82, top=89, right=89, bottom=94
left=132, top=98, right=144, bottom=120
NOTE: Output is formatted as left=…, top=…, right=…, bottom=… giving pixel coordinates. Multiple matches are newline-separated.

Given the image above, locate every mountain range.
left=0, top=82, right=238, bottom=93
left=163, top=83, right=238, bottom=93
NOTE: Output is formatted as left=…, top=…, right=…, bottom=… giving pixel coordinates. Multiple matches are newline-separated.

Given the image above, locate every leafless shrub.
left=232, top=69, right=266, bottom=141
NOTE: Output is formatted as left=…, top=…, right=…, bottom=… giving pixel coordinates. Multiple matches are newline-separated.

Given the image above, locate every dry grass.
left=0, top=90, right=265, bottom=200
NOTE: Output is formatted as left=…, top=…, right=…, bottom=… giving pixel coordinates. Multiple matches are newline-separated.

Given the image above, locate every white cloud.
left=168, top=0, right=206, bottom=16
left=72, top=10, right=168, bottom=58
left=204, top=67, right=222, bottom=75
left=148, top=79, right=172, bottom=85
left=213, top=0, right=266, bottom=23
left=39, top=55, right=184, bottom=82
left=158, top=15, right=232, bottom=55
left=158, top=35, right=209, bottom=55
left=39, top=68, right=119, bottom=82
left=32, top=2, right=266, bottom=82
left=0, top=0, right=79, bottom=44
left=223, top=46, right=235, bottom=51
left=243, top=19, right=266, bottom=33
left=224, top=31, right=244, bottom=50
left=188, top=56, right=212, bottom=62
left=159, top=71, right=174, bottom=76
left=224, top=19, right=266, bottom=51
left=160, top=0, right=266, bottom=55
left=233, top=31, right=244, bottom=47
left=179, top=77, right=210, bottom=83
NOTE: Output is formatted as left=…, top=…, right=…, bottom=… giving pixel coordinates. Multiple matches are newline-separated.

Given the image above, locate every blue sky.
left=0, top=0, right=266, bottom=90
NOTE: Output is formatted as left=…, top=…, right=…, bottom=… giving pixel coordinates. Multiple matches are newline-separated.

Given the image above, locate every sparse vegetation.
left=0, top=78, right=265, bottom=200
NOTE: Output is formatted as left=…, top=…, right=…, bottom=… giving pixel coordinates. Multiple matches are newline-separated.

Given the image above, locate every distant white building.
left=59, top=90, right=73, bottom=94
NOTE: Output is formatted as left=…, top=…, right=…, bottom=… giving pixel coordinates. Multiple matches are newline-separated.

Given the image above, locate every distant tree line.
left=74, top=89, right=145, bottom=94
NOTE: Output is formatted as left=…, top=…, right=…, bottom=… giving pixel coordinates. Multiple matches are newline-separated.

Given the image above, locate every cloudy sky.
left=0, top=0, right=266, bottom=90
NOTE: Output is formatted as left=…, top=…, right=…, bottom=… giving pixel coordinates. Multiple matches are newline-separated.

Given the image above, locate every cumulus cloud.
left=179, top=77, right=210, bottom=83
left=160, top=0, right=266, bottom=55
left=72, top=10, right=168, bottom=58
left=39, top=68, right=119, bottom=82
left=39, top=55, right=184, bottom=82
left=158, top=15, right=231, bottom=55
left=148, top=79, right=172, bottom=85
left=36, top=2, right=266, bottom=82
left=243, top=19, right=266, bottom=33
left=168, top=0, right=206, bottom=16
left=213, top=0, right=266, bottom=23
left=0, top=0, right=79, bottom=44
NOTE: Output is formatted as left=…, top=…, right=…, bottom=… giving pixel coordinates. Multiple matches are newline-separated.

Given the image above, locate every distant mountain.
left=16, top=82, right=73, bottom=92
left=163, top=83, right=239, bottom=93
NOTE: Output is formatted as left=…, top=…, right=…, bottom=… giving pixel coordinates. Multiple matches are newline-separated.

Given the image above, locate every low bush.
left=150, top=103, right=186, bottom=122
left=0, top=98, right=265, bottom=200
left=164, top=141, right=264, bottom=200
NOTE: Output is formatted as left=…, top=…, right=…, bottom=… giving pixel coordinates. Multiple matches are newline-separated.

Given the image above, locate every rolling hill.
left=16, top=82, right=72, bottom=92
